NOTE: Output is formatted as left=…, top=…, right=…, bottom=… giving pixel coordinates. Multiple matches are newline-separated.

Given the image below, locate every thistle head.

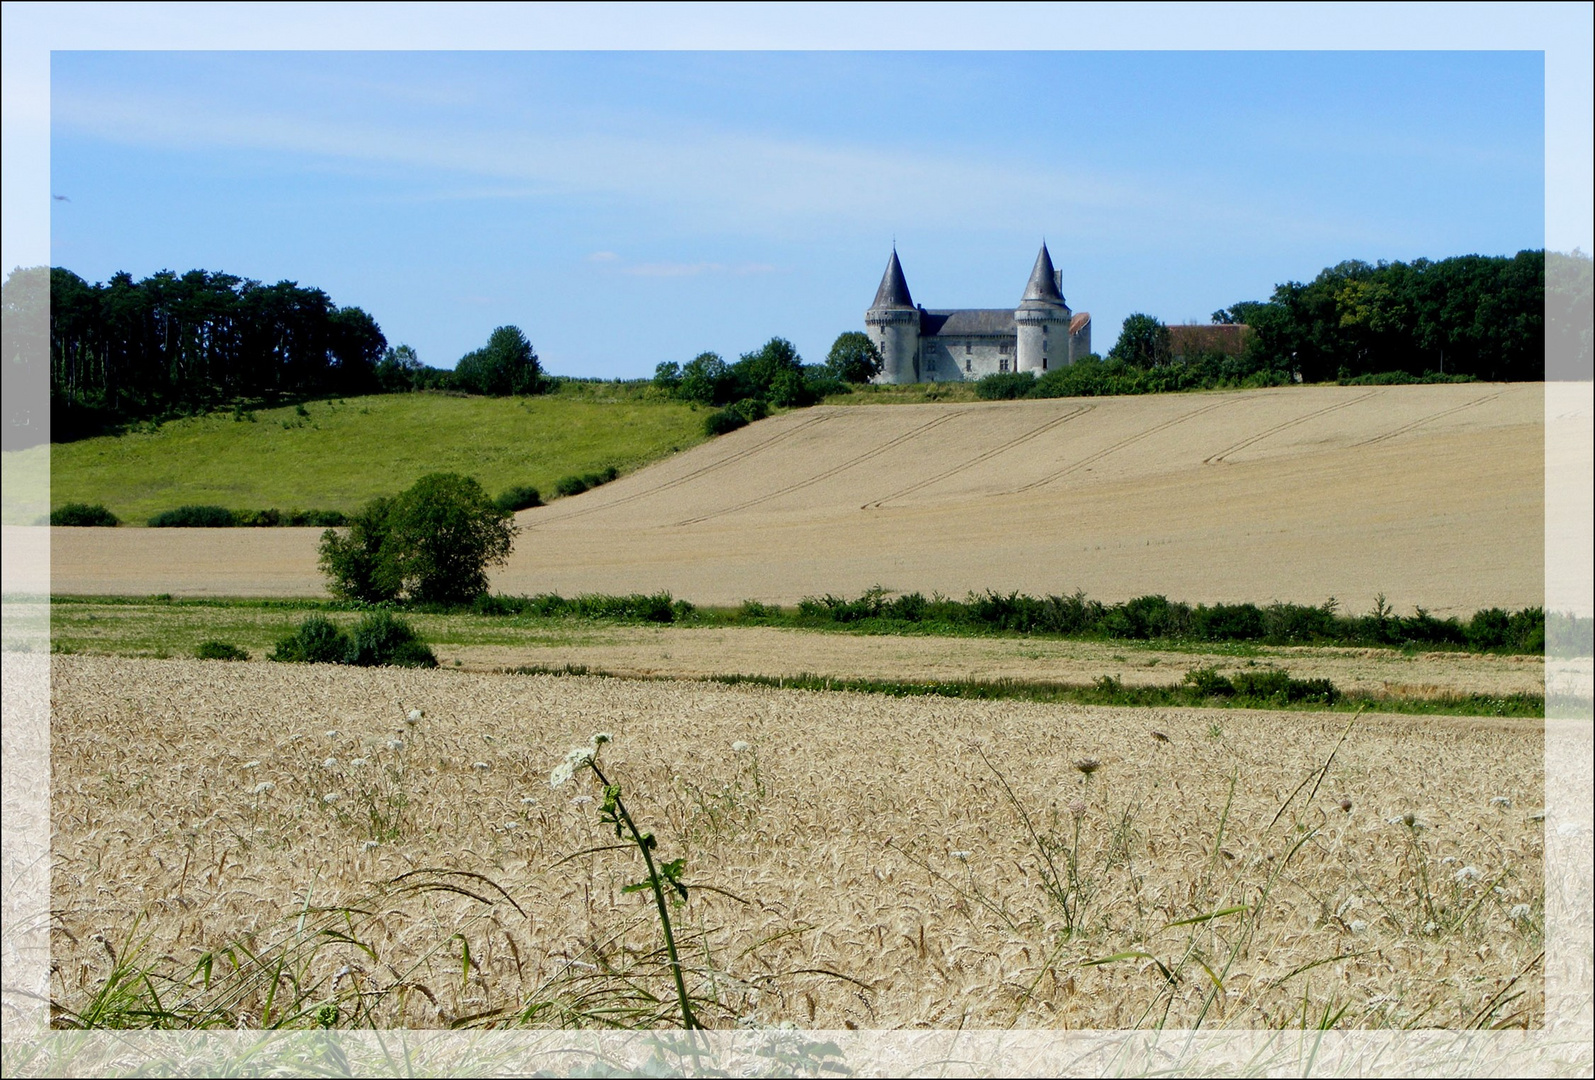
left=1074, top=758, right=1101, bottom=777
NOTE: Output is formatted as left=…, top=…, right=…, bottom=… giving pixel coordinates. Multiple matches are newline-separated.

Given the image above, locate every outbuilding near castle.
left=865, top=243, right=1091, bottom=384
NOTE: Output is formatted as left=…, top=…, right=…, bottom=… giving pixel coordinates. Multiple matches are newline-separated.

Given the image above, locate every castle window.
left=1042, top=358, right=1048, bottom=371
left=965, top=343, right=971, bottom=355
left=999, top=357, right=1009, bottom=373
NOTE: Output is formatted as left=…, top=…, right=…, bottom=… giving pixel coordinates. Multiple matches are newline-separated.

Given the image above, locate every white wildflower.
left=1528, top=809, right=1546, bottom=822
left=325, top=730, right=339, bottom=738
left=951, top=851, right=971, bottom=860
left=732, top=741, right=751, bottom=754
left=251, top=781, right=275, bottom=795
left=572, top=795, right=594, bottom=807
left=1454, top=865, right=1481, bottom=884
left=322, top=757, right=338, bottom=769
left=323, top=792, right=341, bottom=804
left=1489, top=796, right=1511, bottom=808
left=406, top=709, right=424, bottom=725
left=1348, top=919, right=1368, bottom=934
left=472, top=761, right=491, bottom=771
left=242, top=760, right=260, bottom=769
left=520, top=796, right=539, bottom=805
left=332, top=964, right=353, bottom=985
left=551, top=745, right=594, bottom=788
left=361, top=840, right=379, bottom=851
left=1509, top=904, right=1532, bottom=922
left=386, top=739, right=404, bottom=751
left=349, top=758, right=368, bottom=768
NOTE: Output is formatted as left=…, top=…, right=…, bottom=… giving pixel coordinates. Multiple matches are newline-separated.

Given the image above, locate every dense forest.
left=1212, top=249, right=1546, bottom=382
left=46, top=268, right=388, bottom=441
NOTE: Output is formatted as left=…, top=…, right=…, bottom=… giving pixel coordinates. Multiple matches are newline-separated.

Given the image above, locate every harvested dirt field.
left=52, top=655, right=1545, bottom=1030
left=48, top=384, right=1543, bottom=614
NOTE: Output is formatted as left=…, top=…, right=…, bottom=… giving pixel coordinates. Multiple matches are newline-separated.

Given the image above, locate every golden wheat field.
left=47, top=384, right=1543, bottom=613
left=51, top=654, right=1545, bottom=1031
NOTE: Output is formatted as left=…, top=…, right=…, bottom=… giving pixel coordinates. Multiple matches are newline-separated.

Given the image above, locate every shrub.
left=269, top=616, right=353, bottom=664
left=705, top=406, right=749, bottom=436
left=49, top=503, right=119, bottom=527
left=768, top=369, right=816, bottom=408
left=148, top=505, right=236, bottom=528
left=231, top=508, right=349, bottom=527
left=347, top=611, right=438, bottom=668
left=496, top=485, right=544, bottom=513
left=195, top=640, right=249, bottom=661
left=1184, top=667, right=1235, bottom=697
left=975, top=371, right=1037, bottom=400
left=555, top=474, right=590, bottom=497
left=318, top=496, right=403, bottom=604
left=1192, top=603, right=1266, bottom=641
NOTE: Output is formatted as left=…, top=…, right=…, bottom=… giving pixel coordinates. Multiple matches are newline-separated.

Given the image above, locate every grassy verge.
left=38, top=596, right=1544, bottom=718
left=503, top=665, right=1544, bottom=718
left=41, top=389, right=711, bottom=524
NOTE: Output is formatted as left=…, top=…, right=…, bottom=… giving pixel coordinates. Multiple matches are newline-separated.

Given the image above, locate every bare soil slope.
left=49, top=384, right=1543, bottom=612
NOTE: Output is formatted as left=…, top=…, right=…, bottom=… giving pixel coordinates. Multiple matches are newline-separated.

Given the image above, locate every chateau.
left=865, top=243, right=1091, bottom=384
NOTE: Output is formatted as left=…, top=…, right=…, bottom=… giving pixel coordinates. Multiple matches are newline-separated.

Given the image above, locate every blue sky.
left=50, top=50, right=1544, bottom=377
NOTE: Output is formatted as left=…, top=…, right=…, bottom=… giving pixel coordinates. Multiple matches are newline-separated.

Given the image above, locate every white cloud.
left=48, top=84, right=1156, bottom=238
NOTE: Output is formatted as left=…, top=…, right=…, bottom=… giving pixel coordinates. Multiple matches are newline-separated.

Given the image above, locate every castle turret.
left=865, top=248, right=920, bottom=384
left=1014, top=243, right=1073, bottom=376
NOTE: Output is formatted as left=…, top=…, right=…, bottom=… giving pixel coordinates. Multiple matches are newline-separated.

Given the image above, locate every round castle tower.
left=1014, top=242, right=1073, bottom=375
left=865, top=248, right=920, bottom=384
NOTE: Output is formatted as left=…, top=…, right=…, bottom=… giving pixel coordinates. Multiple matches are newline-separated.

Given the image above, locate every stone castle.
left=865, top=243, right=1090, bottom=384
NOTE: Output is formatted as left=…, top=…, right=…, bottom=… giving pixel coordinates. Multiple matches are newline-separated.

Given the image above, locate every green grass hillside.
left=44, top=388, right=711, bottom=523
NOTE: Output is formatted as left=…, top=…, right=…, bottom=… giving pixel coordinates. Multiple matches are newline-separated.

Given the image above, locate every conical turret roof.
left=871, top=248, right=914, bottom=309
left=1020, top=242, right=1064, bottom=305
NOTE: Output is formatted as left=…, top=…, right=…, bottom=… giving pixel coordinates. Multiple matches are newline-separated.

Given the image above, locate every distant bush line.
left=53, top=590, right=1583, bottom=659
left=145, top=506, right=349, bottom=528
left=466, top=586, right=1547, bottom=654
left=973, top=358, right=1479, bottom=403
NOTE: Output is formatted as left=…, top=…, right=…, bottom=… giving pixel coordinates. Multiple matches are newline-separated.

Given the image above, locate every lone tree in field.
left=454, top=325, right=545, bottom=396
left=318, top=473, right=517, bottom=606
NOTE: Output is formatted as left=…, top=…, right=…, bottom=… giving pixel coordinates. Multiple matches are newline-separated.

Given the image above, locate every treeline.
left=652, top=333, right=879, bottom=434
left=50, top=268, right=388, bottom=439
left=461, top=585, right=1547, bottom=654
left=773, top=588, right=1545, bottom=652
left=1214, top=250, right=1545, bottom=382
left=974, top=352, right=1299, bottom=402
